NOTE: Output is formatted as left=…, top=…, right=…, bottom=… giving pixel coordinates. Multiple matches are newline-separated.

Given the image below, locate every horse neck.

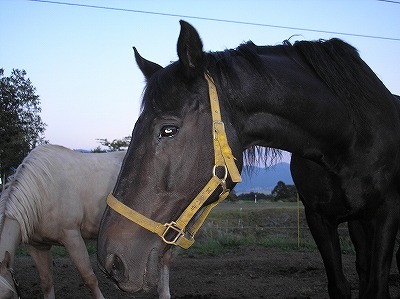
left=0, top=218, right=21, bottom=266
left=225, top=56, right=354, bottom=164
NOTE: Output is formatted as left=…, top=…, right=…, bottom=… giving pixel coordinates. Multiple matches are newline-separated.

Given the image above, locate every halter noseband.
left=106, top=72, right=242, bottom=249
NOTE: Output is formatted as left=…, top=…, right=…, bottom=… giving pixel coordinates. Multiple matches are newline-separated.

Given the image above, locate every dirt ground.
left=13, top=246, right=400, bottom=299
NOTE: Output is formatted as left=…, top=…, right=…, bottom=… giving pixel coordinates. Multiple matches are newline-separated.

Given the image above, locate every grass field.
left=16, top=201, right=354, bottom=257
left=184, top=200, right=354, bottom=255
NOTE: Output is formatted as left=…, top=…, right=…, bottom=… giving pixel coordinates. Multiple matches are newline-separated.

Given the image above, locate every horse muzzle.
left=98, top=238, right=161, bottom=293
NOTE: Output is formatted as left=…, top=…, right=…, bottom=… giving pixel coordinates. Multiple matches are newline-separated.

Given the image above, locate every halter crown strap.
left=106, top=72, right=241, bottom=249
left=206, top=72, right=242, bottom=183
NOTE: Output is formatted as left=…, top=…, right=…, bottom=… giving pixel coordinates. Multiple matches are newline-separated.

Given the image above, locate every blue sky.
left=1, top=0, right=399, bottom=152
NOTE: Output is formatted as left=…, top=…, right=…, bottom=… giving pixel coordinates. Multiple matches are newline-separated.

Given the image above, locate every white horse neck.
left=0, top=218, right=21, bottom=265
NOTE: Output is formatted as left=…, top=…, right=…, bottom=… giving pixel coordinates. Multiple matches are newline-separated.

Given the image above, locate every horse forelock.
left=141, top=62, right=188, bottom=114
left=3, top=146, right=55, bottom=243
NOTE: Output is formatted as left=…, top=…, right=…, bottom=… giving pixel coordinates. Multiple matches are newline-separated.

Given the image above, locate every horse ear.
left=177, top=20, right=205, bottom=78
left=133, top=47, right=163, bottom=80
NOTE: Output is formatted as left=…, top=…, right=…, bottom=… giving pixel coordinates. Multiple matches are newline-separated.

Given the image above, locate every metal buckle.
left=161, top=222, right=185, bottom=245
left=213, top=121, right=225, bottom=140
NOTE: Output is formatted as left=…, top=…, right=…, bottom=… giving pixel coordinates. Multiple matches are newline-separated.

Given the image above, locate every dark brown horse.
left=98, top=21, right=400, bottom=298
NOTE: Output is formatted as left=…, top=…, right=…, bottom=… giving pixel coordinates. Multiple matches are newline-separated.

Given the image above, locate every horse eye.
left=159, top=126, right=179, bottom=138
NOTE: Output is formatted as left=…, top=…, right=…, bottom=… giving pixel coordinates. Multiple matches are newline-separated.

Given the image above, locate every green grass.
left=15, top=201, right=355, bottom=258
left=180, top=234, right=317, bottom=257
left=178, top=201, right=355, bottom=256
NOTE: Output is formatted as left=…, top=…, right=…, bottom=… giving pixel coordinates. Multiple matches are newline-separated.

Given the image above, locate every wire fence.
left=192, top=202, right=356, bottom=252
left=198, top=222, right=350, bottom=243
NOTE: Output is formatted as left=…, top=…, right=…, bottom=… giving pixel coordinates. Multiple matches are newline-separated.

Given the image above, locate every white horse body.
left=0, top=144, right=171, bottom=299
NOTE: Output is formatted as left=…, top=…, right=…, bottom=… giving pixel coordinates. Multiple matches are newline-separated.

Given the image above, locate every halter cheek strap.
left=106, top=72, right=241, bottom=249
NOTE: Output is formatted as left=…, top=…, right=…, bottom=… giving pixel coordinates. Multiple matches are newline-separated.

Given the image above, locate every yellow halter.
left=106, top=72, right=242, bottom=249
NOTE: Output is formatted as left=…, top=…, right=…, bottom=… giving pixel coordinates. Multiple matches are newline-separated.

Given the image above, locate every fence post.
left=297, top=193, right=301, bottom=249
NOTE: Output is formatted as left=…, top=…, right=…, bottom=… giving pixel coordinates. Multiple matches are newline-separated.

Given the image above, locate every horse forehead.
left=143, top=72, right=207, bottom=113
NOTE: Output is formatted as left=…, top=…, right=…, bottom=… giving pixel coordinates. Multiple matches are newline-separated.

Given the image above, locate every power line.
left=377, top=0, right=400, bottom=4
left=27, top=0, right=400, bottom=42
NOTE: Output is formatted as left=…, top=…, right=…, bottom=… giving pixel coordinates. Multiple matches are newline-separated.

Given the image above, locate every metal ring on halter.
left=212, top=165, right=228, bottom=181
left=213, top=165, right=228, bottom=194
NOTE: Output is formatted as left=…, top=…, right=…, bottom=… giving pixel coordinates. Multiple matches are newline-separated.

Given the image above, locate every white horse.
left=0, top=144, right=171, bottom=299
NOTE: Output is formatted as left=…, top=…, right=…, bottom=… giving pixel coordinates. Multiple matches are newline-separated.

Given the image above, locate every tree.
left=237, top=192, right=270, bottom=201
left=0, top=68, right=46, bottom=185
left=227, top=190, right=239, bottom=202
left=271, top=181, right=297, bottom=201
left=95, top=136, right=131, bottom=152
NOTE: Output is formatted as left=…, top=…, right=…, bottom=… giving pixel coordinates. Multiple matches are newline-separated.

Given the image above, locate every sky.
left=1, top=0, right=400, bottom=153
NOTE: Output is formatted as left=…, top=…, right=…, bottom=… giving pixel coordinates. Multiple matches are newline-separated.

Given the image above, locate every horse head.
left=98, top=20, right=243, bottom=292
left=0, top=251, right=19, bottom=299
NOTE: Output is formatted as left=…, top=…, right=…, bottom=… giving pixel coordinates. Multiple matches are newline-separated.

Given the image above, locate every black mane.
left=208, top=38, right=390, bottom=116
left=293, top=38, right=391, bottom=124
left=205, top=43, right=283, bottom=167
left=210, top=39, right=390, bottom=112
left=207, top=41, right=281, bottom=92
left=204, top=38, right=392, bottom=167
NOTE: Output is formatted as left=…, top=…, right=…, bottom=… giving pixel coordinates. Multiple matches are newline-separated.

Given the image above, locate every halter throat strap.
left=106, top=72, right=241, bottom=249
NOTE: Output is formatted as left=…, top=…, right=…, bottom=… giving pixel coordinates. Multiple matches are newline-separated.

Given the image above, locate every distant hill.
left=233, top=162, right=294, bottom=194
left=73, top=149, right=91, bottom=153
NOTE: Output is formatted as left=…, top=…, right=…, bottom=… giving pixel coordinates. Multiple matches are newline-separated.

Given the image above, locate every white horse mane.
left=0, top=276, right=16, bottom=293
left=0, top=272, right=16, bottom=295
left=0, top=184, right=9, bottom=234
left=0, top=145, right=55, bottom=243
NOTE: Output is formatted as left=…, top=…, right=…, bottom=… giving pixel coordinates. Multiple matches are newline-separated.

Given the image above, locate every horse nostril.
left=105, top=254, right=127, bottom=283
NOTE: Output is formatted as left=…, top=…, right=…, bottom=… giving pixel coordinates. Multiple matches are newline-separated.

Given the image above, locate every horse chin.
left=110, top=247, right=161, bottom=293
left=142, top=247, right=162, bottom=291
